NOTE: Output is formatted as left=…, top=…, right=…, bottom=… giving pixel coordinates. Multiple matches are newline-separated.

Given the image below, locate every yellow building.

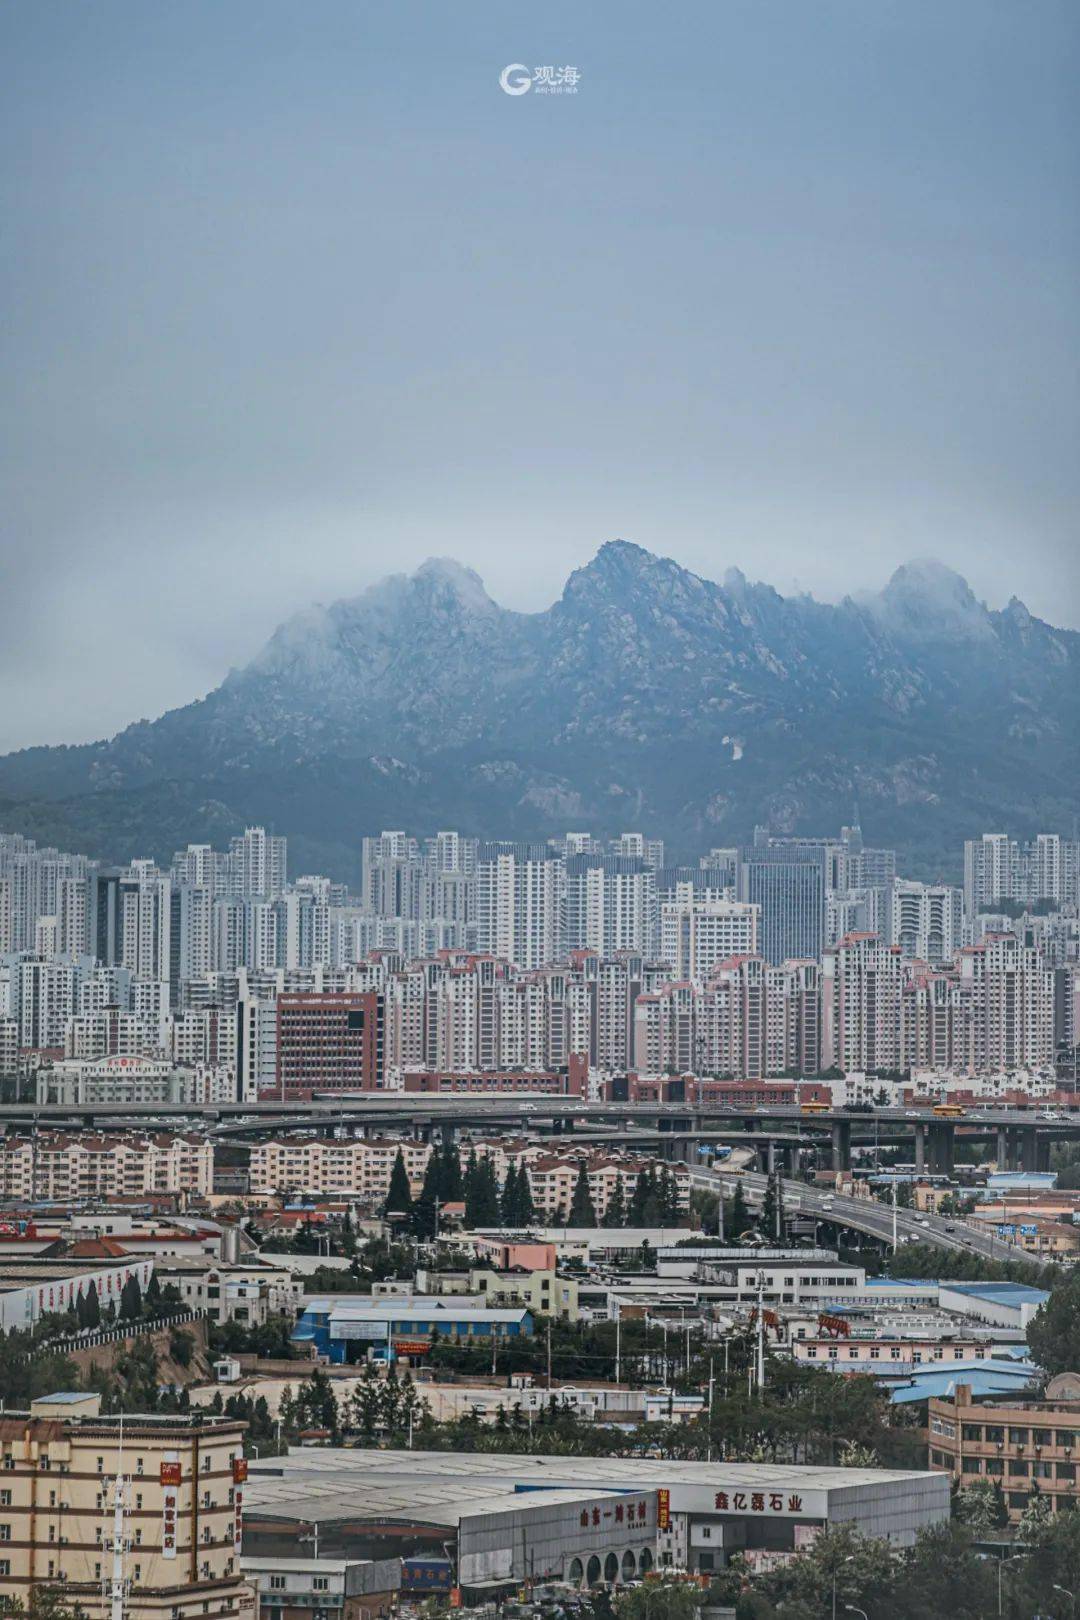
left=0, top=1394, right=248, bottom=1620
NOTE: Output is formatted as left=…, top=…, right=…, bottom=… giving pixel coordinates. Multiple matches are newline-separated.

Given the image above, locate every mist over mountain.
left=2, top=542, right=1077, bottom=885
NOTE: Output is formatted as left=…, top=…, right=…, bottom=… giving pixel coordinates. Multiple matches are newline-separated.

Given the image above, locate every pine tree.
left=84, top=1280, right=101, bottom=1330
left=659, top=1167, right=680, bottom=1225
left=604, top=1174, right=626, bottom=1229
left=501, top=1162, right=520, bottom=1224
left=466, top=1155, right=501, bottom=1228
left=513, top=1163, right=535, bottom=1225
left=438, top=1138, right=464, bottom=1203
left=640, top=1166, right=662, bottom=1227
left=383, top=1149, right=413, bottom=1218
left=120, top=1275, right=143, bottom=1321
left=628, top=1167, right=649, bottom=1225
left=412, top=1152, right=441, bottom=1239
left=568, top=1163, right=597, bottom=1227
left=731, top=1180, right=750, bottom=1238
left=760, top=1173, right=777, bottom=1238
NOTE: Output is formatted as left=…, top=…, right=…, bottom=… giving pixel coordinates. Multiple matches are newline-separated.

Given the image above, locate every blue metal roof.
left=884, top=1360, right=1041, bottom=1404
left=940, top=1282, right=1049, bottom=1307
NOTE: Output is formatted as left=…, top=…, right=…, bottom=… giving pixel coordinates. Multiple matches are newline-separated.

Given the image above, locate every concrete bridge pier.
left=830, top=1121, right=852, bottom=1173
left=996, top=1126, right=1008, bottom=1170
left=913, top=1124, right=926, bottom=1176
left=927, top=1122, right=954, bottom=1176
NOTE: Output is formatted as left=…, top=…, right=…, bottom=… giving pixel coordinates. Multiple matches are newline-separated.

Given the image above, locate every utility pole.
left=546, top=1321, right=552, bottom=1389
left=755, top=1272, right=766, bottom=1394
left=614, top=1311, right=621, bottom=1383
left=892, top=1176, right=898, bottom=1252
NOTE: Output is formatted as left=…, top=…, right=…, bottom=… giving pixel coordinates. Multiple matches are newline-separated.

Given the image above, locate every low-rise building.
left=0, top=1133, right=213, bottom=1203
left=154, top=1259, right=302, bottom=1326
left=249, top=1138, right=431, bottom=1202
left=928, top=1383, right=1080, bottom=1520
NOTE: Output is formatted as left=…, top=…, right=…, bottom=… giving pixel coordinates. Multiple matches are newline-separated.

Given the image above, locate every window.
left=985, top=1427, right=1005, bottom=1444
left=962, top=1425, right=983, bottom=1442
left=986, top=1459, right=1004, bottom=1476
left=269, top=1578, right=286, bottom=1591
left=1057, top=1432, right=1076, bottom=1449
left=962, top=1458, right=982, bottom=1474
left=0, top=1526, right=10, bottom=1542
left=1009, top=1429, right=1030, bottom=1445
left=1009, top=1460, right=1029, bottom=1476
left=0, top=1493, right=9, bottom=1507
left=1033, top=1430, right=1053, bottom=1447
left=1057, top=1463, right=1076, bottom=1481
left=1008, top=1492, right=1029, bottom=1509
left=313, top=1579, right=329, bottom=1592
left=0, top=1562, right=9, bottom=1578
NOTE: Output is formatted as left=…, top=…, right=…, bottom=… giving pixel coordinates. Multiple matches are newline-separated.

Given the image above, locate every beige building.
left=0, top=1134, right=213, bottom=1202
left=249, top=1138, right=431, bottom=1201
left=0, top=1395, right=248, bottom=1620
left=928, top=1384, right=1080, bottom=1520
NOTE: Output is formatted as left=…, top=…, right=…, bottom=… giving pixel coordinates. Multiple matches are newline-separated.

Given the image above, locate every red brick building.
left=275, top=991, right=382, bottom=1098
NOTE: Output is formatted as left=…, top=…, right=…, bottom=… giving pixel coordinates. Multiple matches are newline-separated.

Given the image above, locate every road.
left=688, top=1166, right=1052, bottom=1271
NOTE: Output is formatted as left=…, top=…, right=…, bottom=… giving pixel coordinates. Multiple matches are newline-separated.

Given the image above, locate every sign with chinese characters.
left=657, top=1489, right=671, bottom=1531
left=712, top=1487, right=826, bottom=1519
left=161, top=1451, right=179, bottom=1559
left=578, top=1499, right=650, bottom=1530
left=232, top=1458, right=248, bottom=1484
left=335, top=1320, right=388, bottom=1341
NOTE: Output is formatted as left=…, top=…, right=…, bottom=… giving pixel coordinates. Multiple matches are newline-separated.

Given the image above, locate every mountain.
left=2, top=543, right=1077, bottom=884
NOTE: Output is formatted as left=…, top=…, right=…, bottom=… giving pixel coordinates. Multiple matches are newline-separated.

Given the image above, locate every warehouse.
left=292, top=1295, right=533, bottom=1363
left=245, top=1449, right=949, bottom=1585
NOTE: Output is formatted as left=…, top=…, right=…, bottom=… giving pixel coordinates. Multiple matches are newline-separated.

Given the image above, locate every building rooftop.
left=940, top=1282, right=1049, bottom=1308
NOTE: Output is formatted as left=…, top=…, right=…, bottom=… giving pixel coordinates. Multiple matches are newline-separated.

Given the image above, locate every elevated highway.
left=690, top=1165, right=1053, bottom=1271
left=4, top=1095, right=1078, bottom=1175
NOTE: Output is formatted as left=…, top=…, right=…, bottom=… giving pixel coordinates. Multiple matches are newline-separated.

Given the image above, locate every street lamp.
left=1053, top=1585, right=1075, bottom=1613
left=845, top=1607, right=869, bottom=1620
left=831, top=1556, right=854, bottom=1620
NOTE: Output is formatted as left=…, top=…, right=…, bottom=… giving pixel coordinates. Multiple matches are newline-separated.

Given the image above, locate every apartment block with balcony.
left=927, top=1383, right=1080, bottom=1520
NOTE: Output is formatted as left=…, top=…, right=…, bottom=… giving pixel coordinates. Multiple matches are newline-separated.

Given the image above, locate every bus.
left=932, top=1103, right=965, bottom=1117
left=801, top=1101, right=830, bottom=1114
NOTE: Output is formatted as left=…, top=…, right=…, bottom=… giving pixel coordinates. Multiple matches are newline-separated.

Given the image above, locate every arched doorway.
left=621, top=1550, right=636, bottom=1580
left=604, top=1553, right=619, bottom=1584
left=639, top=1548, right=653, bottom=1575
left=567, top=1558, right=584, bottom=1587
left=586, top=1556, right=602, bottom=1587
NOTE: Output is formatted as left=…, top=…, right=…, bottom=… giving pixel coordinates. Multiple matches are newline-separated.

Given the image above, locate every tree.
left=615, top=1584, right=701, bottom=1620
left=1018, top=1481, right=1054, bottom=1540
left=604, top=1174, right=627, bottom=1229
left=952, top=1477, right=1001, bottom=1533
left=760, top=1173, right=777, bottom=1239
left=659, top=1167, right=680, bottom=1225
left=501, top=1161, right=520, bottom=1224
left=465, top=1155, right=501, bottom=1228
left=120, top=1275, right=143, bottom=1322
left=412, top=1151, right=442, bottom=1240
left=730, top=1180, right=751, bottom=1238
left=83, top=1280, right=101, bottom=1331
left=438, top=1138, right=464, bottom=1203
left=513, top=1163, right=535, bottom=1225
left=1027, top=1268, right=1080, bottom=1375
left=568, top=1163, right=597, bottom=1227
left=383, top=1148, right=413, bottom=1219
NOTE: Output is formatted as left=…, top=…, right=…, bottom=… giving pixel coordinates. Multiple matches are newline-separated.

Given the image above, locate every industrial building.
left=244, top=1448, right=950, bottom=1589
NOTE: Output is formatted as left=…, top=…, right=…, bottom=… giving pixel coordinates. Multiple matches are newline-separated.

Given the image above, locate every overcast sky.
left=2, top=0, right=1078, bottom=751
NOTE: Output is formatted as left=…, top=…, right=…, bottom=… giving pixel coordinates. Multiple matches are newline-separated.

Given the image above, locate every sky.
left=1, top=0, right=1078, bottom=751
